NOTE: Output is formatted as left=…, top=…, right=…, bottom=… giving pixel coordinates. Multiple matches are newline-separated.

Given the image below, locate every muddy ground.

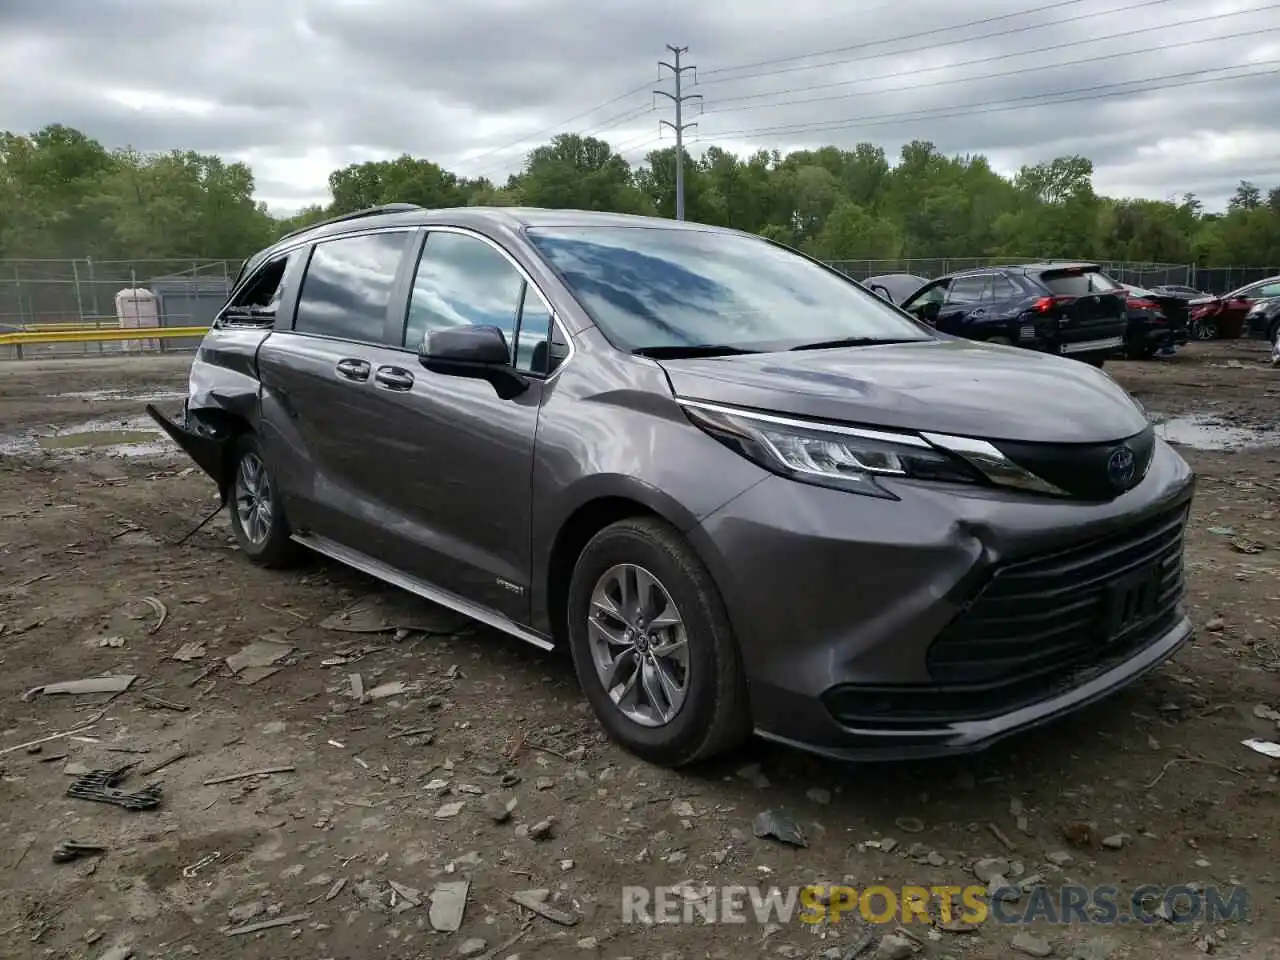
left=0, top=343, right=1278, bottom=960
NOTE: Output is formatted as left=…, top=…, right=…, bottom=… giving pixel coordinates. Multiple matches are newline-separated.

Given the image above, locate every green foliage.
left=3, top=124, right=1279, bottom=266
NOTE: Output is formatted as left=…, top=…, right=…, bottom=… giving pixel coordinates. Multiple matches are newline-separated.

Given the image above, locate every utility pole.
left=655, top=45, right=701, bottom=221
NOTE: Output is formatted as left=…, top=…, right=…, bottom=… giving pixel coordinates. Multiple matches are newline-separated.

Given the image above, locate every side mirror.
left=419, top=325, right=528, bottom=398
left=420, top=324, right=511, bottom=366
left=868, top=284, right=892, bottom=302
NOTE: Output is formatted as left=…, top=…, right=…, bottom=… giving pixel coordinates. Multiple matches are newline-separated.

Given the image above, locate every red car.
left=1189, top=275, right=1280, bottom=340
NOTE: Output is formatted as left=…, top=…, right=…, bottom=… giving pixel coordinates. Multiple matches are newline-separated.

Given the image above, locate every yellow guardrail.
left=20, top=322, right=116, bottom=332
left=0, top=326, right=210, bottom=346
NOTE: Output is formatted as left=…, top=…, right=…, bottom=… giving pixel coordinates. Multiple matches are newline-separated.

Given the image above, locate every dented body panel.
left=144, top=327, right=271, bottom=500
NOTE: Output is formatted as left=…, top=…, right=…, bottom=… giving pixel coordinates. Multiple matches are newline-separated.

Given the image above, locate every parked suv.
left=899, top=263, right=1129, bottom=366
left=150, top=206, right=1195, bottom=767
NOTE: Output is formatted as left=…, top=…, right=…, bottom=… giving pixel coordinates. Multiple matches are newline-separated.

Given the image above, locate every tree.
left=3, top=123, right=1279, bottom=270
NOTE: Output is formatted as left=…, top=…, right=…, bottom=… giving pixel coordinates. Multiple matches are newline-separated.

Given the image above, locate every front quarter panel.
left=528, top=326, right=767, bottom=630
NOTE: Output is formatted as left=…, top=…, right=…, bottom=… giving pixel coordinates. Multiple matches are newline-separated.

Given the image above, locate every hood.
left=658, top=338, right=1149, bottom=444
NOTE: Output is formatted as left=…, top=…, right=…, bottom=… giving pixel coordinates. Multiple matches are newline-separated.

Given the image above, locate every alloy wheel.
left=234, top=452, right=274, bottom=546
left=586, top=563, right=690, bottom=728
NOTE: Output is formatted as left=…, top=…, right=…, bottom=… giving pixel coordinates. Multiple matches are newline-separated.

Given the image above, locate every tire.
left=1194, top=318, right=1217, bottom=341
left=228, top=432, right=298, bottom=568
left=565, top=517, right=751, bottom=767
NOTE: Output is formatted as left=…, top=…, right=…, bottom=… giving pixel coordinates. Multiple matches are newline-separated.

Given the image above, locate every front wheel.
left=229, top=433, right=298, bottom=568
left=1194, top=318, right=1217, bottom=341
left=566, top=517, right=751, bottom=767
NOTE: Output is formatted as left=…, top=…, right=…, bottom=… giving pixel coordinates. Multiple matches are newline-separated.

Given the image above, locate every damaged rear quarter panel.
left=150, top=327, right=271, bottom=496
left=188, top=327, right=271, bottom=417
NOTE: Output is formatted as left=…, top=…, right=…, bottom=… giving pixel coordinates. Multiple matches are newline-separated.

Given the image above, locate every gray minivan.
left=150, top=205, right=1195, bottom=768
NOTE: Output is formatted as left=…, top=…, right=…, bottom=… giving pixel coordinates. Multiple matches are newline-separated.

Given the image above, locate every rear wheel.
left=566, top=517, right=750, bottom=767
left=229, top=433, right=298, bottom=568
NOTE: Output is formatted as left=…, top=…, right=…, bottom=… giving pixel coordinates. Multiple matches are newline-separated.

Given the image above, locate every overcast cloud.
left=2, top=0, right=1278, bottom=213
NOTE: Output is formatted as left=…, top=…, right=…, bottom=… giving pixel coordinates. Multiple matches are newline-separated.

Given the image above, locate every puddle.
left=1151, top=414, right=1276, bottom=451
left=39, top=429, right=159, bottom=450
left=51, top=387, right=185, bottom=404
left=0, top=415, right=174, bottom=460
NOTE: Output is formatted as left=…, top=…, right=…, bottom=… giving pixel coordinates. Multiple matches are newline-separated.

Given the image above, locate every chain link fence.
left=0, top=258, right=238, bottom=360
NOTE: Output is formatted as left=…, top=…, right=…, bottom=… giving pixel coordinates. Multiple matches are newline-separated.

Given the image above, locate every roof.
left=245, top=203, right=750, bottom=280
left=275, top=203, right=737, bottom=245
left=940, top=261, right=1102, bottom=280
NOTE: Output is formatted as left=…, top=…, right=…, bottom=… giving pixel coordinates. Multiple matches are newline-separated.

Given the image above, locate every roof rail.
left=277, top=203, right=424, bottom=243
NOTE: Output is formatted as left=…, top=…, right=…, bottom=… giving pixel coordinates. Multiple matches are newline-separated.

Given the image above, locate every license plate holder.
left=1102, top=563, right=1162, bottom=641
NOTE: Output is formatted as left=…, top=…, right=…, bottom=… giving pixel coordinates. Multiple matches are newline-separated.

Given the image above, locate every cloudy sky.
left=2, top=0, right=1279, bottom=214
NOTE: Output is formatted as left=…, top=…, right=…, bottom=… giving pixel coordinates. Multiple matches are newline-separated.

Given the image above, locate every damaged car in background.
left=149, top=204, right=1195, bottom=768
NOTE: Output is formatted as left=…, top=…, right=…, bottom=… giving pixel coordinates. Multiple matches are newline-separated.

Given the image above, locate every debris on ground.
left=136, top=748, right=187, bottom=777
left=753, top=809, right=808, bottom=847
left=509, top=888, right=581, bottom=926
left=22, top=675, right=136, bottom=701
left=1242, top=739, right=1280, bottom=759
left=51, top=841, right=106, bottom=863
left=223, top=913, right=310, bottom=936
left=428, top=880, right=469, bottom=932
left=169, top=642, right=205, bottom=662
left=224, top=640, right=293, bottom=684
left=67, top=768, right=162, bottom=810
left=202, top=764, right=296, bottom=786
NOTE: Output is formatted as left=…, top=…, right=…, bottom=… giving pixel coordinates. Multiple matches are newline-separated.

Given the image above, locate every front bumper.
left=691, top=439, right=1196, bottom=761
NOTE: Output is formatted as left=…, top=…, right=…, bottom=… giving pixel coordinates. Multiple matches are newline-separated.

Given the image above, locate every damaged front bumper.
left=145, top=401, right=233, bottom=503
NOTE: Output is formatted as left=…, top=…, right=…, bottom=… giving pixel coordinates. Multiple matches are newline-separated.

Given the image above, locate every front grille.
left=926, top=504, right=1187, bottom=687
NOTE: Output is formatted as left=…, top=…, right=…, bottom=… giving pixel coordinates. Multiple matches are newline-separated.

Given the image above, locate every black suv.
left=900, top=263, right=1129, bottom=366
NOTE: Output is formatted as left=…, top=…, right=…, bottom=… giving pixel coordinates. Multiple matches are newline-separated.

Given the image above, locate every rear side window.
left=294, top=231, right=412, bottom=342
left=989, top=275, right=1020, bottom=299
left=946, top=275, right=989, bottom=304
left=1039, top=269, right=1122, bottom=296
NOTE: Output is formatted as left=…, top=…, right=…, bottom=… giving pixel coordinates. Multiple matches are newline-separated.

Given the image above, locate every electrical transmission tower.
left=654, top=45, right=701, bottom=221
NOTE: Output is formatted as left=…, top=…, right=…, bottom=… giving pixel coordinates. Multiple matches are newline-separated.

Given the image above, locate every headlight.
left=677, top=400, right=985, bottom=499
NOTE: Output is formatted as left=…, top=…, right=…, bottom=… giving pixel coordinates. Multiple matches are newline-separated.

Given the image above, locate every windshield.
left=525, top=226, right=933, bottom=352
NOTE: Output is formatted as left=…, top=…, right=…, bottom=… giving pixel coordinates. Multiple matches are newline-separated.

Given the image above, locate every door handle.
left=335, top=358, right=370, bottom=381
left=374, top=366, right=415, bottom=391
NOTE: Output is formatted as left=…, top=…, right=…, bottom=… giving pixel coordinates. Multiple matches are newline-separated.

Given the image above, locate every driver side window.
left=404, top=231, right=524, bottom=357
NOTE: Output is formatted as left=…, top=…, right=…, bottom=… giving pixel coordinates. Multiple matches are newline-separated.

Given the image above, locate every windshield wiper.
left=633, top=344, right=764, bottom=359
left=788, top=337, right=923, bottom=351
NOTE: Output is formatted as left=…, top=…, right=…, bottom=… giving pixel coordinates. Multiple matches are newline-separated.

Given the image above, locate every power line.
left=701, top=22, right=1280, bottom=119
left=696, top=0, right=1174, bottom=85
left=655, top=45, right=701, bottom=221
left=458, top=81, right=653, bottom=174
left=707, top=5, right=1280, bottom=109
left=697, top=61, right=1280, bottom=142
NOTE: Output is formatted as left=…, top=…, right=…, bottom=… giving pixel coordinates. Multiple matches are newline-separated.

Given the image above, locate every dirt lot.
left=1, top=343, right=1278, bottom=960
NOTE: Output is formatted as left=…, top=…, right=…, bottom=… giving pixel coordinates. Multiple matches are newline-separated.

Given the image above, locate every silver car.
left=150, top=205, right=1196, bottom=767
